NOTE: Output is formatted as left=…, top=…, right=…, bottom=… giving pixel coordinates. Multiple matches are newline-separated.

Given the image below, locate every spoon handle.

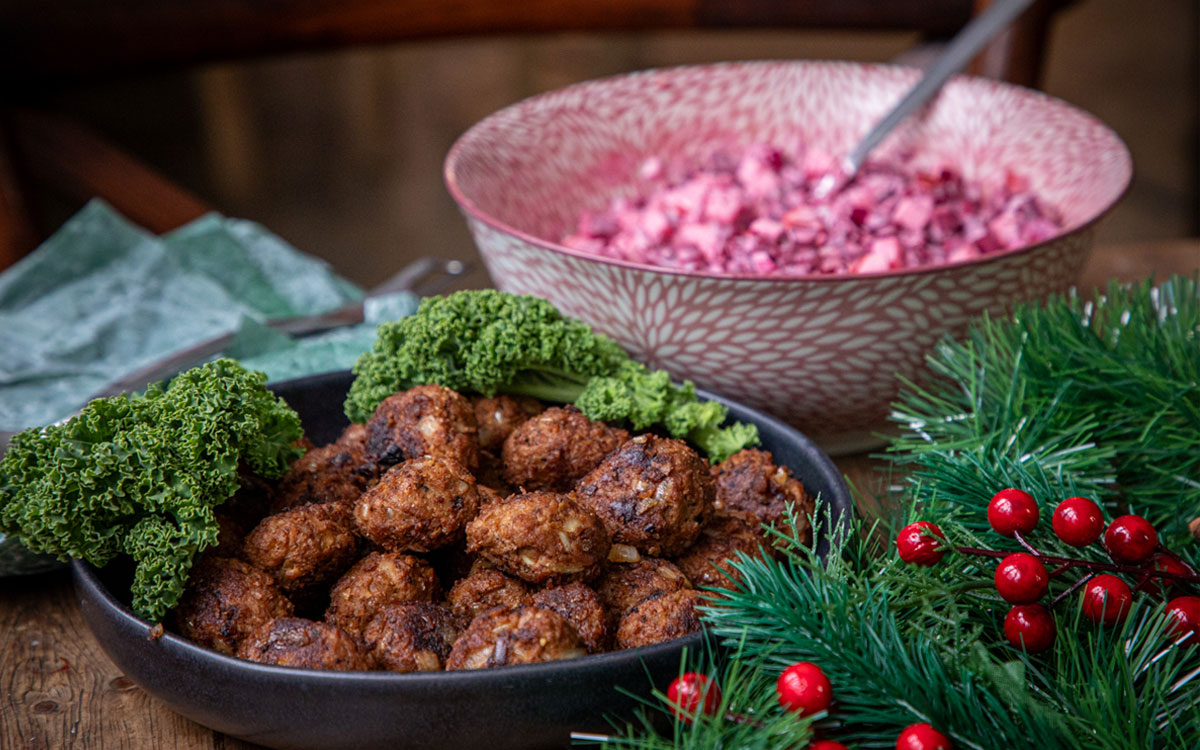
left=842, top=0, right=1038, bottom=177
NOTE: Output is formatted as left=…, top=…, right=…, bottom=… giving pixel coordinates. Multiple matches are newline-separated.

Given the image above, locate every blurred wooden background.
left=10, top=0, right=1198, bottom=289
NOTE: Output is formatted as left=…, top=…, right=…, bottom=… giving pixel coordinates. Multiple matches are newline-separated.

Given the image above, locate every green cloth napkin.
left=0, top=199, right=400, bottom=431
left=0, top=200, right=419, bottom=575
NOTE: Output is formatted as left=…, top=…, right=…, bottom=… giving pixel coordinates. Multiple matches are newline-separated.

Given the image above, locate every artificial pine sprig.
left=576, top=641, right=816, bottom=749
left=890, top=275, right=1200, bottom=544
left=591, top=503, right=1199, bottom=749
left=588, top=276, right=1200, bottom=749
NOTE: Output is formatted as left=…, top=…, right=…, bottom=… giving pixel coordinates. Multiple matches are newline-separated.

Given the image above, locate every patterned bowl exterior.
left=445, top=61, right=1131, bottom=453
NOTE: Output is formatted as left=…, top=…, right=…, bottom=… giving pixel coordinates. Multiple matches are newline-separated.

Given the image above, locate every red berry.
left=994, top=553, right=1049, bottom=604
left=810, top=743, right=850, bottom=750
left=987, top=488, right=1039, bottom=537
left=1145, top=553, right=1193, bottom=597
left=777, top=661, right=833, bottom=717
left=1104, top=514, right=1158, bottom=564
left=1051, top=496, right=1104, bottom=547
left=1003, top=604, right=1057, bottom=653
left=897, top=522, right=948, bottom=566
left=896, top=722, right=953, bottom=750
left=1080, top=574, right=1133, bottom=626
left=1165, top=596, right=1200, bottom=645
left=666, top=672, right=721, bottom=722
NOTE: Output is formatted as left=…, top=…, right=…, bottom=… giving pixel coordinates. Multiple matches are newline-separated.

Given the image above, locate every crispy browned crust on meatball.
left=174, top=556, right=293, bottom=656
left=466, top=491, right=610, bottom=584
left=446, top=567, right=530, bottom=624
left=615, top=589, right=705, bottom=649
left=445, top=605, right=586, bottom=670
left=574, top=435, right=714, bottom=557
left=477, top=483, right=507, bottom=507
left=594, top=558, right=692, bottom=622
left=361, top=602, right=459, bottom=672
left=473, top=394, right=543, bottom=453
left=270, top=439, right=372, bottom=514
left=353, top=455, right=480, bottom=553
left=237, top=617, right=374, bottom=670
left=365, top=385, right=479, bottom=472
left=528, top=582, right=609, bottom=653
left=672, top=515, right=772, bottom=591
left=712, top=449, right=813, bottom=544
left=242, top=502, right=360, bottom=595
left=325, top=552, right=442, bottom=638
left=501, top=406, right=628, bottom=492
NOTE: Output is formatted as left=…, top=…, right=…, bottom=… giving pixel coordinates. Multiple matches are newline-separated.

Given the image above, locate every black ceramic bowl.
left=72, top=370, right=852, bottom=750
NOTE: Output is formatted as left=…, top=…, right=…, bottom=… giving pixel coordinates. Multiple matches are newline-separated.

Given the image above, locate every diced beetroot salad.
left=561, top=144, right=1063, bottom=276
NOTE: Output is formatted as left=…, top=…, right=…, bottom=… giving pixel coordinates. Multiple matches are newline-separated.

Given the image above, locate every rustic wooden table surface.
left=2, top=240, right=1197, bottom=750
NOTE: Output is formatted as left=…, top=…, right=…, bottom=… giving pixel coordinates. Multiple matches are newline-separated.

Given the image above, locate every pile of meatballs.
left=173, top=384, right=814, bottom=672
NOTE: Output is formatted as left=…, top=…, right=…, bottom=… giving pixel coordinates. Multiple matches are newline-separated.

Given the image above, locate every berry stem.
left=953, top=545, right=1200, bottom=585
left=1013, top=531, right=1041, bottom=557
left=1154, top=544, right=1199, bottom=574
left=1048, top=563, right=1076, bottom=578
left=1051, top=572, right=1095, bottom=609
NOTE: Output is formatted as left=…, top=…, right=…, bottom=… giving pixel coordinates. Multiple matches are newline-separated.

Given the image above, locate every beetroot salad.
left=561, top=144, right=1063, bottom=276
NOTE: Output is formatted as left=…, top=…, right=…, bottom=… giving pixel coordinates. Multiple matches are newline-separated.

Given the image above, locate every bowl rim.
left=72, top=369, right=853, bottom=686
left=444, top=58, right=1132, bottom=285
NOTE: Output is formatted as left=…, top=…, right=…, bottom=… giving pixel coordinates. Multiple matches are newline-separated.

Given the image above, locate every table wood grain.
left=3, top=240, right=1196, bottom=750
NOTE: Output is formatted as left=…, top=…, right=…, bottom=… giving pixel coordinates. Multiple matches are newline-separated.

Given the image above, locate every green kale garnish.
left=0, top=359, right=303, bottom=621
left=344, top=289, right=758, bottom=461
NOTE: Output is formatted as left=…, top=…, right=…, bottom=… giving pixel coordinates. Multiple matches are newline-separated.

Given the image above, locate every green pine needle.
left=890, top=275, right=1200, bottom=544
left=600, top=276, right=1200, bottom=749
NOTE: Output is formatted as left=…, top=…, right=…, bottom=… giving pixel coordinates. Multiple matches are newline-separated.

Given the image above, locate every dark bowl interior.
left=73, top=370, right=853, bottom=750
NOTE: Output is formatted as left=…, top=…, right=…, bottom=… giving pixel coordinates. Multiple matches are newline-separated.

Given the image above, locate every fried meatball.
left=712, top=449, right=814, bottom=544
left=445, top=605, right=585, bottom=670
left=174, top=556, right=293, bottom=656
left=237, top=617, right=373, bottom=670
left=574, top=435, right=714, bottom=557
left=353, top=455, right=480, bottom=553
left=502, top=406, right=628, bottom=492
left=242, top=501, right=360, bottom=596
left=615, top=589, right=705, bottom=649
left=326, top=552, right=441, bottom=638
left=466, top=491, right=610, bottom=584
left=672, top=514, right=773, bottom=591
left=270, top=433, right=374, bottom=514
left=528, top=582, right=609, bottom=653
left=446, top=567, right=531, bottom=623
left=361, top=602, right=459, bottom=672
left=473, top=394, right=543, bottom=452
left=594, top=558, right=693, bottom=620
left=366, top=385, right=479, bottom=472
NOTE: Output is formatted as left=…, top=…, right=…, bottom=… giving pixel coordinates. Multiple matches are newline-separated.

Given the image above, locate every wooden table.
left=3, top=239, right=1197, bottom=750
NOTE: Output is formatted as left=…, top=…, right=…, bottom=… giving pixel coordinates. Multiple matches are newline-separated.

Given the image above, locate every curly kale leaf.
left=0, top=359, right=303, bottom=621
left=345, top=289, right=758, bottom=462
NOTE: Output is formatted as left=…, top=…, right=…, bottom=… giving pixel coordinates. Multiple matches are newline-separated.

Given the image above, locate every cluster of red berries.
left=896, top=488, right=1200, bottom=653
left=667, top=666, right=953, bottom=749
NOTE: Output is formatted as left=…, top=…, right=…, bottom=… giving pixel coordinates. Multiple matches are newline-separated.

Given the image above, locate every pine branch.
left=703, top=512, right=1078, bottom=749
left=576, top=642, right=815, bottom=750
left=890, top=275, right=1200, bottom=544
left=598, top=277, right=1200, bottom=749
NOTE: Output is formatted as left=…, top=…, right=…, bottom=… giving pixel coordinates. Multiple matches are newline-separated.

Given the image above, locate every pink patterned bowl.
left=444, top=61, right=1131, bottom=454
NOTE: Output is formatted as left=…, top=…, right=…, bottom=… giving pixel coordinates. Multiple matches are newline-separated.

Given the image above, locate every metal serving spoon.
left=814, top=0, right=1038, bottom=198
